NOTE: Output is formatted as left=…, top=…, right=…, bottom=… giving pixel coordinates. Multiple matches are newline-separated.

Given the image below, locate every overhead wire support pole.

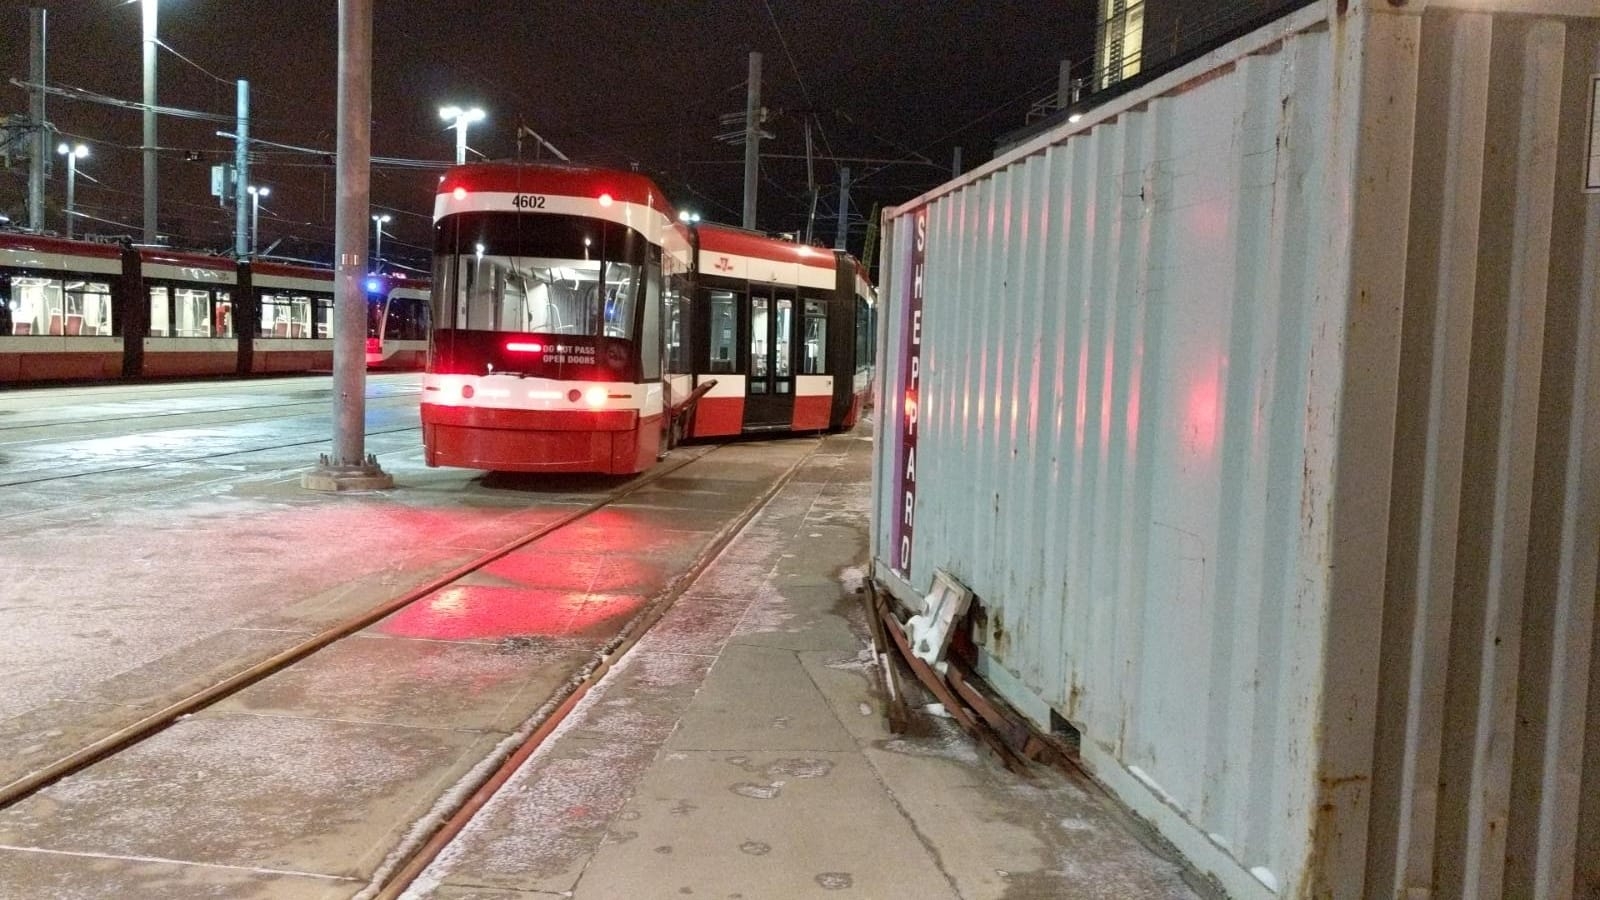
left=742, top=51, right=761, bottom=231
left=27, top=7, right=45, bottom=233
left=834, top=165, right=849, bottom=252
left=234, top=80, right=248, bottom=258
left=141, top=0, right=157, bottom=243
left=304, top=0, right=392, bottom=492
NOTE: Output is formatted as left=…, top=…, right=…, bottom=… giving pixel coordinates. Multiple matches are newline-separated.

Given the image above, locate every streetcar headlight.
left=584, top=386, right=607, bottom=408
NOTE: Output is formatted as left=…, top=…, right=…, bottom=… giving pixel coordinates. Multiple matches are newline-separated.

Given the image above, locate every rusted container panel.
left=870, top=2, right=1600, bottom=897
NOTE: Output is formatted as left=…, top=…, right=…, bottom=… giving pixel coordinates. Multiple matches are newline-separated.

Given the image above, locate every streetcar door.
left=743, top=286, right=795, bottom=428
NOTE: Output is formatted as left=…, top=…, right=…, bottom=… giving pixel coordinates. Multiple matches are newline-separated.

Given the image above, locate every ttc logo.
left=714, top=256, right=733, bottom=272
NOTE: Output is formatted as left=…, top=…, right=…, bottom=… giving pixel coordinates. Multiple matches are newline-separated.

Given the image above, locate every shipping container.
left=871, top=1, right=1600, bottom=897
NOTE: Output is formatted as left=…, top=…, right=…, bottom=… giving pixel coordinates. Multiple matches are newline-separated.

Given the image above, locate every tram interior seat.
left=48, top=313, right=63, bottom=335
left=273, top=322, right=291, bottom=338
left=13, top=322, right=31, bottom=335
left=66, top=314, right=83, bottom=335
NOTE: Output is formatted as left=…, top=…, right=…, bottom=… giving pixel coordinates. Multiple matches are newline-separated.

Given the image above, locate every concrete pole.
left=234, top=80, right=249, bottom=257
left=834, top=166, right=850, bottom=252
left=742, top=51, right=761, bottom=231
left=141, top=0, right=157, bottom=243
left=62, top=151, right=76, bottom=240
left=305, top=0, right=391, bottom=491
left=952, top=146, right=963, bottom=178
left=249, top=189, right=262, bottom=255
left=454, top=118, right=468, bottom=165
left=372, top=216, right=386, bottom=272
left=1058, top=59, right=1073, bottom=110
left=27, top=8, right=46, bottom=233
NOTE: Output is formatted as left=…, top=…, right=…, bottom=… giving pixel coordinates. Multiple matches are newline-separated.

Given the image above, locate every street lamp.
left=371, top=213, right=391, bottom=273
left=56, top=142, right=88, bottom=240
left=439, top=105, right=485, bottom=165
left=247, top=185, right=270, bottom=256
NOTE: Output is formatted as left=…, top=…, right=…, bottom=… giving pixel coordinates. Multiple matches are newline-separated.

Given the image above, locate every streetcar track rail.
left=0, top=393, right=420, bottom=444
left=0, top=429, right=427, bottom=525
left=365, top=439, right=815, bottom=899
left=0, top=425, right=421, bottom=489
left=0, top=376, right=419, bottom=436
left=0, top=441, right=733, bottom=811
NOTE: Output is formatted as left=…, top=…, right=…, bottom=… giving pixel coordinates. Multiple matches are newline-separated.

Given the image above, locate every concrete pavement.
left=410, top=426, right=1208, bottom=899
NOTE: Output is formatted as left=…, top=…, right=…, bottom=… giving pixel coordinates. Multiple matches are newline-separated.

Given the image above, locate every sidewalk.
left=409, top=426, right=1207, bottom=899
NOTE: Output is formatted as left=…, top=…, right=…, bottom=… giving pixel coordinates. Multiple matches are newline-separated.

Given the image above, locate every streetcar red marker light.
left=567, top=389, right=583, bottom=402
left=461, top=384, right=475, bottom=399
left=597, top=193, right=614, bottom=207
left=452, top=187, right=467, bottom=200
left=506, top=341, right=543, bottom=353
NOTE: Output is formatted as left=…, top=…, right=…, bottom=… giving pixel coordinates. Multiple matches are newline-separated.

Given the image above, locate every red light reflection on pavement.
left=379, top=585, right=646, bottom=641
left=481, top=552, right=664, bottom=594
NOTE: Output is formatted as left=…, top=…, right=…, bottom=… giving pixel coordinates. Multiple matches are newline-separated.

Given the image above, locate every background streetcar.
left=0, top=231, right=430, bottom=385
left=422, top=161, right=874, bottom=475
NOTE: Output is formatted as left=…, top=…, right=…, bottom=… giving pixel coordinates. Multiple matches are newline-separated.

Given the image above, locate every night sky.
left=1, top=0, right=1096, bottom=270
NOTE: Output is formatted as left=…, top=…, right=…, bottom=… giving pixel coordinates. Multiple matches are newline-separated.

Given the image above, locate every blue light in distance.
left=365, top=278, right=382, bottom=294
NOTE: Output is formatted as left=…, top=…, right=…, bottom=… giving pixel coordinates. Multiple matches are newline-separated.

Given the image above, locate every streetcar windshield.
left=432, top=212, right=642, bottom=339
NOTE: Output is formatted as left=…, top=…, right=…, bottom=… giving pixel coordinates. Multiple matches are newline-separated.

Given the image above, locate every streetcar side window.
left=313, top=296, right=333, bottom=338
left=64, top=280, right=114, bottom=336
left=601, top=261, right=637, bottom=339
left=258, top=291, right=319, bottom=339
left=4, top=275, right=113, bottom=336
left=213, top=291, right=233, bottom=338
left=385, top=297, right=430, bottom=341
left=174, top=287, right=212, bottom=337
left=855, top=297, right=872, bottom=373
left=707, top=290, right=738, bottom=374
left=750, top=295, right=770, bottom=391
left=773, top=296, right=792, bottom=391
left=664, top=281, right=687, bottom=375
left=149, top=286, right=171, bottom=337
left=802, top=298, right=827, bottom=374
left=639, top=259, right=661, bottom=380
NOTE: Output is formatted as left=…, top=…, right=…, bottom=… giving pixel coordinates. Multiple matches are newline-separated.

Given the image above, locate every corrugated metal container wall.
left=869, top=2, right=1600, bottom=898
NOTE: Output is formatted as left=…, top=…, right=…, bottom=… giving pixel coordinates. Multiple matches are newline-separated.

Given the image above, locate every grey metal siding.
left=873, top=2, right=1600, bottom=897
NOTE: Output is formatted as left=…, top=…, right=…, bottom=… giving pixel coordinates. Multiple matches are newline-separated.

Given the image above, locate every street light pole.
left=141, top=0, right=157, bottom=243
left=248, top=185, right=268, bottom=255
left=439, top=105, right=485, bottom=165
left=57, top=142, right=87, bottom=240
left=304, top=0, right=391, bottom=491
left=27, top=7, right=46, bottom=234
left=371, top=213, right=390, bottom=272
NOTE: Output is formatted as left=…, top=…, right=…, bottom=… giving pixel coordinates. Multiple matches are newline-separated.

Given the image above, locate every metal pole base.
left=301, top=452, right=395, bottom=492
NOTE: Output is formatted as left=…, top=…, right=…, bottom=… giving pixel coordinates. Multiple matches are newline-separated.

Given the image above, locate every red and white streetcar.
left=0, top=232, right=430, bottom=384
left=421, top=161, right=875, bottom=475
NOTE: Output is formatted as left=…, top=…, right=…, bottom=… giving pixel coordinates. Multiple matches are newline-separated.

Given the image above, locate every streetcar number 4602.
left=512, top=194, right=547, bottom=209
